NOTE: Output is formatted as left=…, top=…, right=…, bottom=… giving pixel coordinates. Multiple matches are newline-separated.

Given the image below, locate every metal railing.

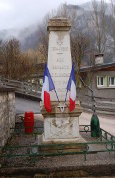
left=0, top=77, right=41, bottom=98
left=0, top=125, right=115, bottom=168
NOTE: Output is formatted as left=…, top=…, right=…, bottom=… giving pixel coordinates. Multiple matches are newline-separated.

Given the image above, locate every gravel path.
left=0, top=112, right=115, bottom=177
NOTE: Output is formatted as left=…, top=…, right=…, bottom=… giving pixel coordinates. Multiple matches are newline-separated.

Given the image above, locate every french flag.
left=66, top=64, right=76, bottom=112
left=41, top=64, right=55, bottom=112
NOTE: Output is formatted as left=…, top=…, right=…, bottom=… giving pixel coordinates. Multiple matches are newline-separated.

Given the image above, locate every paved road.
left=15, top=97, right=40, bottom=114
left=16, top=97, right=115, bottom=136
left=79, top=112, right=115, bottom=136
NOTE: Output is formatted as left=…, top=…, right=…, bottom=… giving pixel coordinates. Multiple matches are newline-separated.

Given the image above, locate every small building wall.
left=91, top=71, right=115, bottom=100
left=77, top=70, right=115, bottom=114
left=0, top=87, right=15, bottom=147
left=78, top=71, right=115, bottom=99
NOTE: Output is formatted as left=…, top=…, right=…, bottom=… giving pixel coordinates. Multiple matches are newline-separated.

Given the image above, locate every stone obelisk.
left=40, top=18, right=83, bottom=144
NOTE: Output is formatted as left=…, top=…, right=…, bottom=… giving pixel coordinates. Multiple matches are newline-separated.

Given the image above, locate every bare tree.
left=19, top=53, right=35, bottom=81
left=0, top=40, right=2, bottom=58
left=36, top=3, right=77, bottom=64
left=1, top=39, right=21, bottom=79
left=55, top=3, right=77, bottom=27
left=36, top=13, right=52, bottom=63
left=91, top=0, right=107, bottom=53
left=110, top=0, right=115, bottom=54
left=71, top=33, right=90, bottom=84
left=1, top=39, right=35, bottom=81
left=34, top=3, right=91, bottom=84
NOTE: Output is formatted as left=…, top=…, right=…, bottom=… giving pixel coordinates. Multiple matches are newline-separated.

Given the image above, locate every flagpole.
left=64, top=89, right=68, bottom=104
left=54, top=88, right=66, bottom=113
left=54, top=89, right=60, bottom=104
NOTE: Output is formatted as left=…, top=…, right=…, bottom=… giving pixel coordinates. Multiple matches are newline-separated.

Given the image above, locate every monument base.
left=40, top=101, right=83, bottom=140
left=38, top=134, right=87, bottom=154
left=38, top=134, right=86, bottom=144
left=38, top=101, right=87, bottom=153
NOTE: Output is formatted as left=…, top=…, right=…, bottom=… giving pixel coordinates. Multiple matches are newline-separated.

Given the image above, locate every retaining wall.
left=0, top=87, right=15, bottom=147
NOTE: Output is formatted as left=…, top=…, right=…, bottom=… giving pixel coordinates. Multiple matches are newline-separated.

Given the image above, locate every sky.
left=0, top=0, right=111, bottom=30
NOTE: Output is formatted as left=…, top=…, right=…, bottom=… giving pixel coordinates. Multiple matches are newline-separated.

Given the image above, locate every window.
left=97, top=76, right=108, bottom=88
left=109, top=77, right=115, bottom=86
left=97, top=76, right=115, bottom=88
left=97, top=76, right=104, bottom=86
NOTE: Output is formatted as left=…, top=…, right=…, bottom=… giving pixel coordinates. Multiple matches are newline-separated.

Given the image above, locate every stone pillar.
left=47, top=18, right=72, bottom=101
left=40, top=18, right=83, bottom=144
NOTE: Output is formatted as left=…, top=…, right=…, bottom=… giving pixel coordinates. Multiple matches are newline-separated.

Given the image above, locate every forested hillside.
left=0, top=1, right=115, bottom=66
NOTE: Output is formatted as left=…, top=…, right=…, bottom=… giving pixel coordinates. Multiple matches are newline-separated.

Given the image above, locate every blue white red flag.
left=66, top=64, right=76, bottom=112
left=41, top=64, right=55, bottom=112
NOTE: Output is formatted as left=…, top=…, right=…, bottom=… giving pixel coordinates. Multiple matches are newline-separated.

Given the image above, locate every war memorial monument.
left=39, top=18, right=85, bottom=152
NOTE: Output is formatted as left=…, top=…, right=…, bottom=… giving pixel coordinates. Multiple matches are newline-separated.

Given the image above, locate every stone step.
left=38, top=144, right=87, bottom=155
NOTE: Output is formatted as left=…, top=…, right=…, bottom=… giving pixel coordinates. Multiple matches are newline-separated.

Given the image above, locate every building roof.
left=80, top=62, right=115, bottom=73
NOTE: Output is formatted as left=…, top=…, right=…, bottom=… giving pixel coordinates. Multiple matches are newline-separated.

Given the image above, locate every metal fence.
left=0, top=77, right=41, bottom=98
left=0, top=125, right=115, bottom=168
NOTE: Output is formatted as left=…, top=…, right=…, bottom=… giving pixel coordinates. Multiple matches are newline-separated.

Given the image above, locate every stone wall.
left=0, top=87, right=15, bottom=147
